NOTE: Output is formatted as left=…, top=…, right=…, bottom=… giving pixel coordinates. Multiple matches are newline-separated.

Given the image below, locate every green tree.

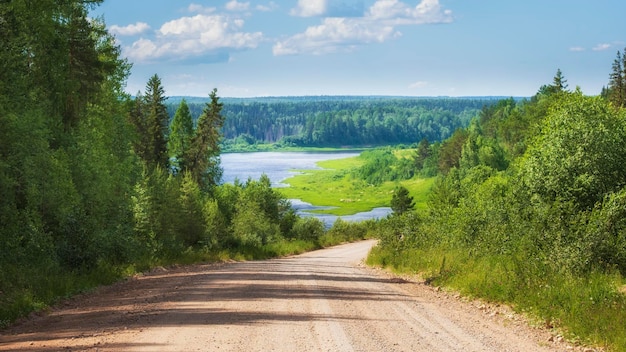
left=168, top=99, right=194, bottom=173
left=459, top=123, right=508, bottom=171
left=608, top=50, right=626, bottom=107
left=203, top=198, right=226, bottom=248
left=438, top=129, right=469, bottom=173
left=0, top=0, right=145, bottom=323
left=414, top=138, right=431, bottom=170
left=538, top=69, right=569, bottom=96
left=391, top=186, right=415, bottom=215
left=185, top=88, right=224, bottom=191
left=143, top=74, right=170, bottom=170
left=128, top=92, right=151, bottom=163
left=552, top=68, right=568, bottom=92
left=176, top=172, right=205, bottom=246
left=520, top=92, right=626, bottom=210
left=232, top=199, right=280, bottom=246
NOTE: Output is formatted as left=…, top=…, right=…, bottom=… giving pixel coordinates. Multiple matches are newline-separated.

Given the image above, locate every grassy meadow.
left=279, top=153, right=435, bottom=215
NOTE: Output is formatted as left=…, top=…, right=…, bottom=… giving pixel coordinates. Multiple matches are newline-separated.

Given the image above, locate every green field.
left=279, top=154, right=434, bottom=215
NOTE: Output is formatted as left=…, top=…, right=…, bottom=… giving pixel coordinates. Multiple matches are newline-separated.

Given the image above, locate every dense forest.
left=0, top=0, right=363, bottom=326
left=166, top=97, right=498, bottom=149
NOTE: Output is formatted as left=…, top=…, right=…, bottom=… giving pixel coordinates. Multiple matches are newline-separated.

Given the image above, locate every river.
left=220, top=151, right=392, bottom=226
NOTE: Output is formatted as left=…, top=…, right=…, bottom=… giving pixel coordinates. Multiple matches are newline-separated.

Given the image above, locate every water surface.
left=221, top=151, right=360, bottom=187
left=221, top=151, right=392, bottom=225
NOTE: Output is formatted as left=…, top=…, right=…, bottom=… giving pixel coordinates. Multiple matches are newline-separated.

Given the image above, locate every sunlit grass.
left=367, top=244, right=626, bottom=351
left=280, top=154, right=434, bottom=215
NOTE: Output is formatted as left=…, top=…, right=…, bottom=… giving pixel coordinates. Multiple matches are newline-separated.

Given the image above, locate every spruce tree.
left=143, top=74, right=170, bottom=170
left=552, top=68, right=568, bottom=92
left=609, top=50, right=625, bottom=108
left=185, top=88, right=225, bottom=191
left=128, top=92, right=151, bottom=163
left=168, top=99, right=194, bottom=173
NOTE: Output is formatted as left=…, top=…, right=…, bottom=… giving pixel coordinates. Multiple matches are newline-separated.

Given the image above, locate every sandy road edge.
left=358, top=261, right=600, bottom=352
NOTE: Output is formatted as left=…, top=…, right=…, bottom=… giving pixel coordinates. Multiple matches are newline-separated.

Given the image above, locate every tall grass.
left=367, top=244, right=626, bottom=351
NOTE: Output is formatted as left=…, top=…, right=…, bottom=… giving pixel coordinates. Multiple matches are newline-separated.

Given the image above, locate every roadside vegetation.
left=367, top=67, right=626, bottom=351
left=0, top=2, right=372, bottom=329
left=4, top=2, right=626, bottom=351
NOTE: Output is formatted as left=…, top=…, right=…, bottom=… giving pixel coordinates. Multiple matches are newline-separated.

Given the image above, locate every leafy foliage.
left=0, top=2, right=338, bottom=327
left=520, top=93, right=626, bottom=210
left=368, top=70, right=626, bottom=350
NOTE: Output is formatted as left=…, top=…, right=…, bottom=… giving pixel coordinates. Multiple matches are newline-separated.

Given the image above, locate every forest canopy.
left=166, top=97, right=505, bottom=149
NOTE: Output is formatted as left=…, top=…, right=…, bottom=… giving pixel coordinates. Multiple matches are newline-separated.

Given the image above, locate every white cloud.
left=290, top=0, right=365, bottom=18
left=593, top=43, right=611, bottom=51
left=569, top=46, right=585, bottom=52
left=275, top=0, right=452, bottom=56
left=368, top=0, right=452, bottom=25
left=126, top=38, right=160, bottom=62
left=273, top=17, right=399, bottom=55
left=109, top=22, right=150, bottom=36
left=124, top=14, right=262, bottom=63
left=290, top=0, right=327, bottom=17
left=225, top=0, right=250, bottom=12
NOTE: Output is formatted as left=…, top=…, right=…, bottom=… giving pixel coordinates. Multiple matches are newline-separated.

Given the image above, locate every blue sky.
left=91, top=0, right=626, bottom=98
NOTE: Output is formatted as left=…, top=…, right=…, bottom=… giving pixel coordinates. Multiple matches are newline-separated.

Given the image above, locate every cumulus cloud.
left=123, top=14, right=262, bottom=63
left=276, top=0, right=452, bottom=56
left=109, top=22, right=150, bottom=36
left=273, top=17, right=398, bottom=55
left=273, top=17, right=400, bottom=55
left=569, top=46, right=585, bottom=52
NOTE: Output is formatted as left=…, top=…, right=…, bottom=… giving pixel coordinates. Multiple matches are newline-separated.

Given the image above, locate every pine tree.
left=168, top=99, right=194, bottom=173
left=185, top=88, right=225, bottom=191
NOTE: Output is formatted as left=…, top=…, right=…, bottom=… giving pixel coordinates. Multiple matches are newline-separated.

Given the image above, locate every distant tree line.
left=166, top=98, right=499, bottom=149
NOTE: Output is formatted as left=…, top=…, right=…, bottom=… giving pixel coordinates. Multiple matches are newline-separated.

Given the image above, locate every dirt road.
left=1, top=240, right=577, bottom=351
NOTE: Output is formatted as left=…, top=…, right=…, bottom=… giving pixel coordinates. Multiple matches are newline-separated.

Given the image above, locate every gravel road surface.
left=1, top=240, right=580, bottom=351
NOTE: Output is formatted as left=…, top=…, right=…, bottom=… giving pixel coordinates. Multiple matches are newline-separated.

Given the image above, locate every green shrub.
left=291, top=217, right=326, bottom=241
